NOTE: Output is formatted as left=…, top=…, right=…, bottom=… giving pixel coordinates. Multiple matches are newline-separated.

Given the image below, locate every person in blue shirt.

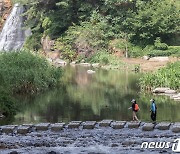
left=150, top=99, right=157, bottom=123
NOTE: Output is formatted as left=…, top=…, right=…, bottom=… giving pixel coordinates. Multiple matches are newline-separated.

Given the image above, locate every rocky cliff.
left=0, top=0, right=12, bottom=30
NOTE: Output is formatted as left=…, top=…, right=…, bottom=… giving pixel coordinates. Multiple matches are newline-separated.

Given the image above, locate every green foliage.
left=0, top=51, right=62, bottom=94
left=140, top=61, right=180, bottom=90
left=154, top=37, right=168, bottom=50
left=55, top=19, right=108, bottom=60
left=123, top=0, right=180, bottom=45
left=87, top=51, right=125, bottom=66
left=15, top=0, right=179, bottom=58
left=147, top=49, right=179, bottom=57
left=0, top=88, right=17, bottom=116
left=24, top=33, right=42, bottom=51
left=54, top=39, right=76, bottom=61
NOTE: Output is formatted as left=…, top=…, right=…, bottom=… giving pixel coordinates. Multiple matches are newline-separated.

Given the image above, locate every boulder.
left=79, top=63, right=91, bottom=67
left=92, top=63, right=100, bottom=68
left=0, top=114, right=4, bottom=118
left=54, top=59, right=67, bottom=66
left=46, top=58, right=53, bottom=63
left=153, top=87, right=170, bottom=93
left=171, top=93, right=180, bottom=98
left=164, top=90, right=176, bottom=94
left=149, top=57, right=169, bottom=62
left=142, top=123, right=155, bottom=131
left=70, top=61, right=76, bottom=66
left=87, top=70, right=95, bottom=74
left=83, top=121, right=96, bottom=129
left=143, top=56, right=149, bottom=60
left=99, top=120, right=113, bottom=127
left=111, top=121, right=126, bottom=129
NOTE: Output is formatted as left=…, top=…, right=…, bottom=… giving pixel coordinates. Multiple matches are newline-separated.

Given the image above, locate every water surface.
left=1, top=65, right=179, bottom=125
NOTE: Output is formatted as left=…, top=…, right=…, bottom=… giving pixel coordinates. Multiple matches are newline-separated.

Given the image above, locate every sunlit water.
left=1, top=65, right=179, bottom=125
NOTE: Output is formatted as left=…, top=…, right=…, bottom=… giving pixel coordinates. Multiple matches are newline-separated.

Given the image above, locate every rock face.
left=41, top=36, right=55, bottom=52
left=0, top=0, right=12, bottom=30
left=0, top=3, right=31, bottom=51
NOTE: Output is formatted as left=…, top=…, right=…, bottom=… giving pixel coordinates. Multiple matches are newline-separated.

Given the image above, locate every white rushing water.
left=0, top=3, right=31, bottom=51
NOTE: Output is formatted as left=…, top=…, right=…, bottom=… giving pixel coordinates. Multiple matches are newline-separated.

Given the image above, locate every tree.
left=123, top=0, right=180, bottom=45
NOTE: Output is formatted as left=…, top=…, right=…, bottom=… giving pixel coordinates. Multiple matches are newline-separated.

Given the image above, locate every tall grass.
left=0, top=51, right=62, bottom=116
left=140, top=61, right=180, bottom=90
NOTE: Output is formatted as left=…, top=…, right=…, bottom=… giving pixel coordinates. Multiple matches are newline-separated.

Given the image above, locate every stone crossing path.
left=0, top=120, right=180, bottom=135
left=0, top=120, right=180, bottom=154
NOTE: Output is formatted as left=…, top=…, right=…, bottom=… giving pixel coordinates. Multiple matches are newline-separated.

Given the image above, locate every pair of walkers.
left=128, top=99, right=157, bottom=123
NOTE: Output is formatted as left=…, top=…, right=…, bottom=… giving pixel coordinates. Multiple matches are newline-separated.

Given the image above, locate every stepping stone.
left=171, top=123, right=180, bottom=133
left=68, top=121, right=82, bottom=129
left=51, top=123, right=65, bottom=131
left=17, top=126, right=31, bottom=134
left=35, top=123, right=50, bottom=131
left=111, top=121, right=126, bottom=129
left=22, top=124, right=34, bottom=128
left=1, top=125, right=18, bottom=134
left=83, top=121, right=96, bottom=129
left=128, top=122, right=141, bottom=128
left=142, top=123, right=155, bottom=131
left=156, top=122, right=171, bottom=130
left=99, top=120, right=113, bottom=127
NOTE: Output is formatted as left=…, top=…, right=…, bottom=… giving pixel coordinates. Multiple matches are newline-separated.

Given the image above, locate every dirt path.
left=121, top=57, right=179, bottom=72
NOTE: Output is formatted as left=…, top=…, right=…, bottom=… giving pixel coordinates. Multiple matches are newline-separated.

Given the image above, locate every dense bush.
left=15, top=0, right=179, bottom=60
left=87, top=51, right=124, bottom=66
left=0, top=89, right=17, bottom=116
left=24, top=33, right=42, bottom=51
left=147, top=49, right=179, bottom=57
left=140, top=61, right=180, bottom=90
left=0, top=51, right=62, bottom=94
left=154, top=37, right=168, bottom=50
left=123, top=0, right=180, bottom=45
left=55, top=19, right=108, bottom=60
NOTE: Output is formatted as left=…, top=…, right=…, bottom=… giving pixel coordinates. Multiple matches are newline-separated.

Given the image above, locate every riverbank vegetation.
left=0, top=51, right=62, bottom=116
left=140, top=61, right=180, bottom=90
left=14, top=0, right=179, bottom=61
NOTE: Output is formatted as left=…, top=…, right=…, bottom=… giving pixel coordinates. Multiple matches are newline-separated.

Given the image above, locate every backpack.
left=135, top=104, right=139, bottom=111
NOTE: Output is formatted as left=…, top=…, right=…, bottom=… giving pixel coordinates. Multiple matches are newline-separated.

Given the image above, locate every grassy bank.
left=140, top=61, right=180, bottom=90
left=0, top=51, right=62, bottom=116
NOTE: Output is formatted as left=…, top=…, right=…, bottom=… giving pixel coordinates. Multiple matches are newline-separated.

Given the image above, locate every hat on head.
left=131, top=99, right=136, bottom=102
left=150, top=99, right=155, bottom=102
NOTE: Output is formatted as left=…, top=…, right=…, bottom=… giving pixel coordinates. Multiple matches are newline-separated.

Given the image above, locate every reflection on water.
left=1, top=66, right=180, bottom=125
